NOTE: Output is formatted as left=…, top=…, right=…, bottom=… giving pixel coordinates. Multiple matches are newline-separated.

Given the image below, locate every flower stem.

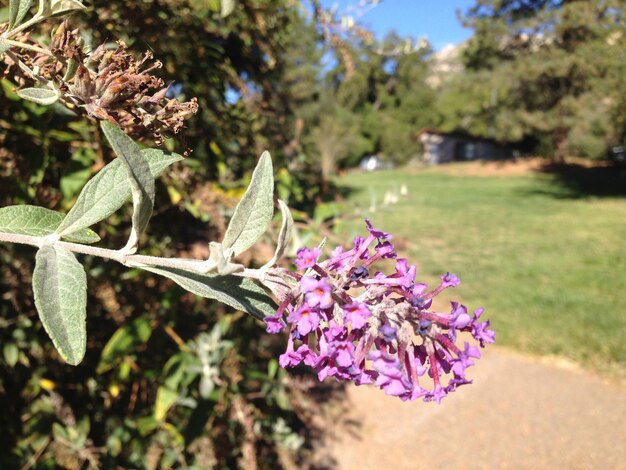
left=0, top=230, right=259, bottom=278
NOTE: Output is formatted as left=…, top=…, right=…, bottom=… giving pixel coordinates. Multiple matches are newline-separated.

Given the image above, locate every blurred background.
left=0, top=0, right=624, bottom=468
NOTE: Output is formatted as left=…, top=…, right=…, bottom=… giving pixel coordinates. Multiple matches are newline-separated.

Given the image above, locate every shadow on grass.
left=534, top=162, right=626, bottom=199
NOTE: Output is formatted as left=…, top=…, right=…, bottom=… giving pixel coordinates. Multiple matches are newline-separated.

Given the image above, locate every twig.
left=0, top=230, right=269, bottom=281
left=2, top=38, right=54, bottom=56
left=20, top=437, right=50, bottom=470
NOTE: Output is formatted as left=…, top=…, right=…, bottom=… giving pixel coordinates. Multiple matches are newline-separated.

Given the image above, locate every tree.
left=452, top=0, right=625, bottom=160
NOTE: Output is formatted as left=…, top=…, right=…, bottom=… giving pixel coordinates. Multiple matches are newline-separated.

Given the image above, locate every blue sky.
left=320, top=0, right=476, bottom=51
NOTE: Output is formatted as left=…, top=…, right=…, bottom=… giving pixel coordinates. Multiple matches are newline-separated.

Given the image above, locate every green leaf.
left=16, top=87, right=59, bottom=105
left=97, top=317, right=152, bottom=374
left=0, top=205, right=100, bottom=243
left=202, top=241, right=244, bottom=275
left=56, top=149, right=182, bottom=237
left=136, top=416, right=160, bottom=436
left=3, top=343, right=19, bottom=367
left=32, top=246, right=87, bottom=365
left=154, top=386, right=178, bottom=421
left=144, top=266, right=276, bottom=320
left=100, top=122, right=155, bottom=252
left=263, top=199, right=293, bottom=268
left=222, top=151, right=274, bottom=258
left=60, top=167, right=92, bottom=203
left=49, top=0, right=86, bottom=16
left=0, top=39, right=10, bottom=54
left=9, top=0, right=32, bottom=28
left=220, top=0, right=236, bottom=17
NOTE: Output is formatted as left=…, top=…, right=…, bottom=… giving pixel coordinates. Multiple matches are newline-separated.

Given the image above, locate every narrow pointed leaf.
left=56, top=148, right=182, bottom=237
left=0, top=39, right=10, bottom=54
left=97, top=317, right=152, bottom=374
left=222, top=151, right=274, bottom=257
left=32, top=246, right=87, bottom=365
left=100, top=122, right=155, bottom=252
left=9, top=0, right=32, bottom=28
left=0, top=205, right=99, bottom=243
left=50, top=0, right=86, bottom=16
left=154, top=386, right=178, bottom=421
left=144, top=266, right=276, bottom=320
left=263, top=199, right=293, bottom=268
left=220, top=0, right=236, bottom=17
left=17, top=87, right=59, bottom=105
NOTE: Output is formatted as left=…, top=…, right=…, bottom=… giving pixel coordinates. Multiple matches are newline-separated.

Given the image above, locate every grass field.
left=329, top=161, right=626, bottom=378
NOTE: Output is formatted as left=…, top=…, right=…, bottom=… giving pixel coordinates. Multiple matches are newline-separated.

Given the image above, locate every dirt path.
left=323, top=347, right=626, bottom=469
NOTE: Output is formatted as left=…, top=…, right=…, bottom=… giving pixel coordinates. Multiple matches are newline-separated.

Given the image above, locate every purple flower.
left=365, top=218, right=392, bottom=240
left=324, top=320, right=347, bottom=340
left=430, top=386, right=446, bottom=404
left=264, top=314, right=285, bottom=334
left=300, top=276, right=333, bottom=309
left=374, top=241, right=396, bottom=259
left=472, top=318, right=496, bottom=347
left=440, top=272, right=461, bottom=288
left=295, top=247, right=322, bottom=270
left=279, top=348, right=302, bottom=368
left=451, top=342, right=481, bottom=377
left=331, top=340, right=355, bottom=368
left=287, top=304, right=320, bottom=336
left=343, top=302, right=371, bottom=329
left=279, top=336, right=303, bottom=368
left=450, top=302, right=472, bottom=329
left=379, top=324, right=397, bottom=343
left=370, top=350, right=412, bottom=397
left=267, top=219, right=493, bottom=404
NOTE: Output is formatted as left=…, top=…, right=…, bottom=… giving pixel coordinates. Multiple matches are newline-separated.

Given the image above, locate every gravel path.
left=324, top=347, right=626, bottom=469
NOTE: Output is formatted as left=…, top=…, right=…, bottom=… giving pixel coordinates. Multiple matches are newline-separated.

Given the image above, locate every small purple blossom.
left=440, top=272, right=461, bottom=288
left=301, top=276, right=333, bottom=309
left=279, top=338, right=303, bottom=368
left=343, top=302, right=371, bottom=329
left=286, top=304, right=320, bottom=336
left=295, top=247, right=322, bottom=270
left=267, top=219, right=494, bottom=404
left=379, top=324, right=397, bottom=342
left=264, top=314, right=285, bottom=334
left=450, top=302, right=472, bottom=329
left=365, top=218, right=392, bottom=240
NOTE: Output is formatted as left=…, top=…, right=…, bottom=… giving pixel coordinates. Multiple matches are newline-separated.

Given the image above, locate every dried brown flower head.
left=6, top=20, right=198, bottom=144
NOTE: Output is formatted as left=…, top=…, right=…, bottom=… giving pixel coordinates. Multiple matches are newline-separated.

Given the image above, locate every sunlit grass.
left=331, top=163, right=626, bottom=378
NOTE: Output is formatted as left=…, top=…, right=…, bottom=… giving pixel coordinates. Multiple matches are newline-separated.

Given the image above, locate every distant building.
left=417, top=129, right=513, bottom=164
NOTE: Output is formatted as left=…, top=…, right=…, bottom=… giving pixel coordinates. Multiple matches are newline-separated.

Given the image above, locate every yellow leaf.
left=40, top=378, right=56, bottom=391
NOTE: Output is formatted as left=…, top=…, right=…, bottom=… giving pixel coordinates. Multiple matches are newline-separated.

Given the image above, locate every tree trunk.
left=552, top=129, right=568, bottom=162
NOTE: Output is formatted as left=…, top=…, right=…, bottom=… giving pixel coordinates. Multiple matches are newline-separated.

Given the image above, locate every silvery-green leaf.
left=16, top=87, right=59, bottom=105
left=50, top=0, right=86, bottom=15
left=0, top=205, right=99, bottom=243
left=32, top=246, right=87, bottom=365
left=100, top=122, right=155, bottom=252
left=222, top=151, right=274, bottom=258
left=56, top=146, right=181, bottom=238
left=0, top=39, right=10, bottom=54
left=201, top=241, right=244, bottom=274
left=9, top=0, right=32, bottom=28
left=263, top=199, right=293, bottom=269
left=144, top=266, right=276, bottom=320
left=220, top=0, right=236, bottom=17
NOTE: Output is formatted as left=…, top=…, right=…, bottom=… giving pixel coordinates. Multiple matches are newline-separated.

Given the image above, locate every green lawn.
left=330, top=163, right=626, bottom=378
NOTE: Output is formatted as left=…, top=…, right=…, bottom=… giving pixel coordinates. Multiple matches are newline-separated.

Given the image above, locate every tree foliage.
left=444, top=0, right=626, bottom=159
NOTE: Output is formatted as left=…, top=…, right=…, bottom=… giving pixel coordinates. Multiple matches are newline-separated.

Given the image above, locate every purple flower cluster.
left=265, top=220, right=495, bottom=403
